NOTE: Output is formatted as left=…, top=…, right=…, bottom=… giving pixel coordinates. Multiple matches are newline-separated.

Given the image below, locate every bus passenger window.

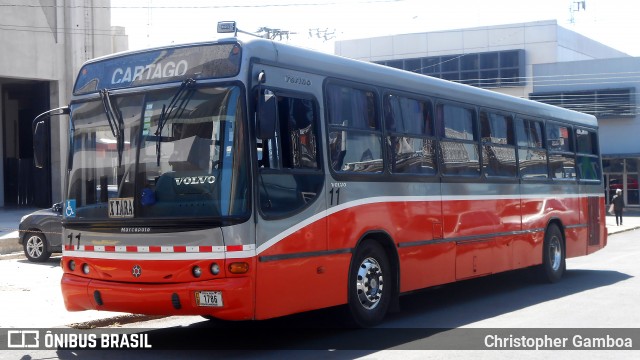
left=327, top=84, right=383, bottom=173
left=257, top=93, right=323, bottom=217
left=480, top=111, right=516, bottom=178
left=547, top=122, right=575, bottom=180
left=438, top=104, right=480, bottom=177
left=384, top=94, right=436, bottom=175
left=575, top=128, right=601, bottom=181
left=516, top=118, right=548, bottom=179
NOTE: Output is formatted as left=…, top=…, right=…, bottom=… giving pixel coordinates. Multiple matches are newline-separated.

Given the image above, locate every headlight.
left=192, top=266, right=202, bottom=278
left=20, top=215, right=29, bottom=223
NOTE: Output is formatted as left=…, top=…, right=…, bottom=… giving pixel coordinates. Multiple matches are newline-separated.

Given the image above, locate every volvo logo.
left=132, top=265, right=142, bottom=278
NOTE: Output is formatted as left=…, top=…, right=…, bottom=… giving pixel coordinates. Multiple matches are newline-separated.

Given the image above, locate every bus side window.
left=384, top=94, right=437, bottom=175
left=516, top=118, right=548, bottom=180
left=438, top=103, right=480, bottom=177
left=257, top=93, right=323, bottom=217
left=480, top=111, right=516, bottom=178
left=326, top=84, right=383, bottom=173
left=575, top=128, right=601, bottom=181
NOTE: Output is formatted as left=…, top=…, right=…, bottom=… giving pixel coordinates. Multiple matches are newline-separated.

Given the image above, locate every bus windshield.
left=66, top=85, right=249, bottom=221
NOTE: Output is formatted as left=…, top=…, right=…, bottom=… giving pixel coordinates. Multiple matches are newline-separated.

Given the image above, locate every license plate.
left=195, top=291, right=223, bottom=307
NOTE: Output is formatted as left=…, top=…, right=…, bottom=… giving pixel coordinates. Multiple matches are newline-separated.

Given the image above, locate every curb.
left=0, top=237, right=21, bottom=255
left=608, top=226, right=640, bottom=236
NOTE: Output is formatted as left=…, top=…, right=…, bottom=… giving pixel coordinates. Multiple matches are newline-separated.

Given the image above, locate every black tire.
left=347, top=241, right=393, bottom=328
left=537, top=224, right=565, bottom=283
left=23, top=231, right=51, bottom=262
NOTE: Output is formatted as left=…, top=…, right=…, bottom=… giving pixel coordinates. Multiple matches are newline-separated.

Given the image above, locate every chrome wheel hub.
left=356, top=257, right=384, bottom=310
left=549, top=236, right=562, bottom=272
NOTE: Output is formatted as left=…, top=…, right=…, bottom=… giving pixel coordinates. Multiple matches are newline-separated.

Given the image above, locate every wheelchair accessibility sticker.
left=65, top=199, right=76, bottom=218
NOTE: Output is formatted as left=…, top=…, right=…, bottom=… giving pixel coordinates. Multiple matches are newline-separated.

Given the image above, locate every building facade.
left=0, top=0, right=127, bottom=207
left=532, top=58, right=640, bottom=206
left=335, top=20, right=638, bottom=207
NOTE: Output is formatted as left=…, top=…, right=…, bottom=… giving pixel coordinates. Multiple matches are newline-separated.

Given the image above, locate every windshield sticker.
left=109, top=198, right=135, bottom=218
left=65, top=199, right=76, bottom=218
left=143, top=103, right=153, bottom=136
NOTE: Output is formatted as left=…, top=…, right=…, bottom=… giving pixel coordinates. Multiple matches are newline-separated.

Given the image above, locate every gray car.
left=18, top=203, right=63, bottom=262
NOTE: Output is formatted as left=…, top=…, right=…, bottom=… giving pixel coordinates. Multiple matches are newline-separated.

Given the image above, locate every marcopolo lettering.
left=174, top=176, right=216, bottom=186
left=111, top=60, right=189, bottom=85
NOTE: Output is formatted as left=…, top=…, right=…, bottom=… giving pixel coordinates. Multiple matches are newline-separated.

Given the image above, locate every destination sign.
left=73, top=42, right=242, bottom=95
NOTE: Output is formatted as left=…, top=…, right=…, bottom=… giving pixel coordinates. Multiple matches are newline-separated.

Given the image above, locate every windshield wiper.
left=99, top=89, right=125, bottom=167
left=156, top=78, right=197, bottom=166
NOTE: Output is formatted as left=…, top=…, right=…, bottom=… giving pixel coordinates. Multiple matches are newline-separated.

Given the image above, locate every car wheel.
left=346, top=241, right=393, bottom=328
left=24, top=232, right=51, bottom=262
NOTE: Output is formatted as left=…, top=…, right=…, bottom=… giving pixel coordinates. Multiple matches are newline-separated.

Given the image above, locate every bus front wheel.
left=347, top=241, right=392, bottom=327
left=537, top=224, right=566, bottom=283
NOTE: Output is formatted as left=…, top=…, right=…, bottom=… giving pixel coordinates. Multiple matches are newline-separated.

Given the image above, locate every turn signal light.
left=228, top=262, right=249, bottom=274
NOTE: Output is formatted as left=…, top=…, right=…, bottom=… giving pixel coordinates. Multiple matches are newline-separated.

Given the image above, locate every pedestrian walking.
left=612, top=188, right=625, bottom=226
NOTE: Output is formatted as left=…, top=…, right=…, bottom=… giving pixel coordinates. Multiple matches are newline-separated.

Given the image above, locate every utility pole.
left=569, top=1, right=586, bottom=24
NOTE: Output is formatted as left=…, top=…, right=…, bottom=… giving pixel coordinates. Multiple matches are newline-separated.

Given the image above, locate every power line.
left=0, top=0, right=404, bottom=9
left=5, top=19, right=640, bottom=90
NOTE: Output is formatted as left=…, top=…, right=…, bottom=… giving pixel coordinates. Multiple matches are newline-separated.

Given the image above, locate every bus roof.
left=238, top=37, right=597, bottom=129
left=73, top=36, right=597, bottom=129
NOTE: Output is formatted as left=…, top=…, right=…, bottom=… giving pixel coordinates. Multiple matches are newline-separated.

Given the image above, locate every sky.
left=110, top=0, right=640, bottom=56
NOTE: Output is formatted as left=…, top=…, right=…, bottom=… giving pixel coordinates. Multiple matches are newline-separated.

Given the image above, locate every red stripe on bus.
left=226, top=245, right=244, bottom=252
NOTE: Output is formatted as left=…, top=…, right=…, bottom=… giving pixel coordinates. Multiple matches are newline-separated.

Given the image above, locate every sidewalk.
left=0, top=205, right=38, bottom=255
left=605, top=207, right=640, bottom=235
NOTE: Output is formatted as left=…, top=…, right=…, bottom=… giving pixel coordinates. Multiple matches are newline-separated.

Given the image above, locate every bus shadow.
left=17, top=255, right=61, bottom=268
left=54, top=268, right=630, bottom=359
left=385, top=268, right=631, bottom=328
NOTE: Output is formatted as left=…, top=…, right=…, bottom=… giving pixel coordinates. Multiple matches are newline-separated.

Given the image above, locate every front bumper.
left=61, top=273, right=254, bottom=321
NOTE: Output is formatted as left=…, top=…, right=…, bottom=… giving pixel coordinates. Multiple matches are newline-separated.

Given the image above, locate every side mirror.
left=32, top=106, right=70, bottom=169
left=33, top=120, right=47, bottom=169
left=52, top=202, right=63, bottom=214
left=256, top=88, right=277, bottom=140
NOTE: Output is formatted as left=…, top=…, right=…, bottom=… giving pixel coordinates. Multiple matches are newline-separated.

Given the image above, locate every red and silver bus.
left=33, top=25, right=606, bottom=327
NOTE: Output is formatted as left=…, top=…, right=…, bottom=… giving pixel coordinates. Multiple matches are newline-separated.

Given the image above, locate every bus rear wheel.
left=537, top=224, right=565, bottom=283
left=347, top=241, right=392, bottom=327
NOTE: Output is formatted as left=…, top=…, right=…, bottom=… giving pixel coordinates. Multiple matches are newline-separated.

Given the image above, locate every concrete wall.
left=556, top=26, right=629, bottom=62
left=0, top=0, right=61, bottom=81
left=0, top=0, right=128, bottom=205
left=0, top=84, right=3, bottom=206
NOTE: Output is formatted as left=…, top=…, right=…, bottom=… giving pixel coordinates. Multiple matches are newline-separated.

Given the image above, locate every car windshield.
left=66, top=85, right=249, bottom=221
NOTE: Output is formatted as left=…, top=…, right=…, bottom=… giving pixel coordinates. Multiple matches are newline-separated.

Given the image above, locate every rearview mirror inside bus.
left=257, top=88, right=277, bottom=139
